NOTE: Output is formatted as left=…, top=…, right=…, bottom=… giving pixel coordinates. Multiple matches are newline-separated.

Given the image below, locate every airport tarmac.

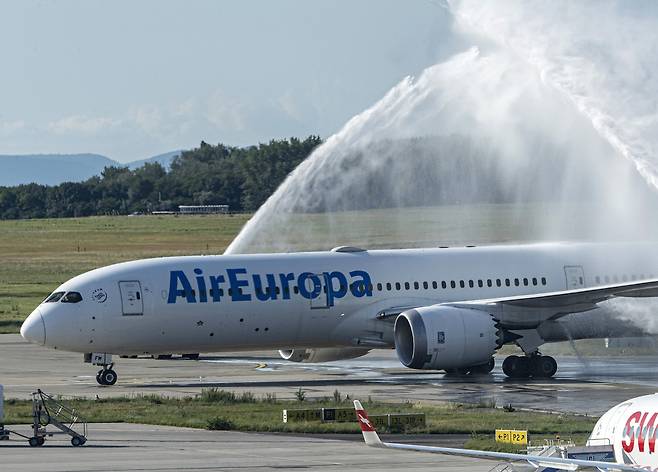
left=0, top=423, right=494, bottom=472
left=2, top=334, right=657, bottom=415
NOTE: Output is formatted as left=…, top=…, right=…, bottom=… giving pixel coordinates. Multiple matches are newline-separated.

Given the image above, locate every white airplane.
left=354, top=394, right=658, bottom=471
left=19, top=242, right=658, bottom=385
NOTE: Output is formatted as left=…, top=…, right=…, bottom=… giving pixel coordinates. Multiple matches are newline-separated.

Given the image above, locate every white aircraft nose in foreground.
left=20, top=242, right=658, bottom=385
left=355, top=394, right=658, bottom=471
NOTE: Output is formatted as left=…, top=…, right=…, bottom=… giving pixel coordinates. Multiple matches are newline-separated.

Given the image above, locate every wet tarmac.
left=2, top=334, right=657, bottom=415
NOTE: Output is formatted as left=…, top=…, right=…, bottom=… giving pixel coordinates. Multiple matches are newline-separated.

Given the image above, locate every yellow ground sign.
left=495, top=429, right=528, bottom=445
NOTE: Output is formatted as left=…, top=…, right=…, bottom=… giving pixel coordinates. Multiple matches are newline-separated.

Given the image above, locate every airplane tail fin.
left=354, top=400, right=383, bottom=447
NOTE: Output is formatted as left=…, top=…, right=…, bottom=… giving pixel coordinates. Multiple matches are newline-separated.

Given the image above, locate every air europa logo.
left=622, top=410, right=658, bottom=454
left=167, top=267, right=372, bottom=306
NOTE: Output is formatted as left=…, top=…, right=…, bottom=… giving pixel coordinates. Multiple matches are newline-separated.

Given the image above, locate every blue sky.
left=0, top=0, right=457, bottom=162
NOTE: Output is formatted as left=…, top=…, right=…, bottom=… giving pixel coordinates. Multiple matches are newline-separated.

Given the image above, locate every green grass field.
left=3, top=389, right=595, bottom=449
left=0, top=214, right=250, bottom=333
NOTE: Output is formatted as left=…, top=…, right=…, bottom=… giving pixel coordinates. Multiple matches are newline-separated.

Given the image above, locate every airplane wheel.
left=71, top=436, right=85, bottom=447
left=29, top=437, right=40, bottom=447
left=37, top=436, right=45, bottom=446
left=100, top=369, right=117, bottom=386
left=96, top=370, right=106, bottom=385
left=531, top=356, right=558, bottom=378
left=502, top=355, right=530, bottom=378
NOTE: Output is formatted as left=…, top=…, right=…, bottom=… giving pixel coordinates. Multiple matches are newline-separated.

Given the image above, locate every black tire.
left=502, top=355, right=530, bottom=378
left=29, top=437, right=39, bottom=447
left=96, top=370, right=106, bottom=385
left=182, top=353, right=200, bottom=360
left=531, top=356, right=558, bottom=378
left=101, top=369, right=118, bottom=386
left=37, top=436, right=45, bottom=446
left=71, top=436, right=84, bottom=447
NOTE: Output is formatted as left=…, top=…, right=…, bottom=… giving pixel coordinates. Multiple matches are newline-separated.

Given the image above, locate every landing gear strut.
left=502, top=354, right=557, bottom=379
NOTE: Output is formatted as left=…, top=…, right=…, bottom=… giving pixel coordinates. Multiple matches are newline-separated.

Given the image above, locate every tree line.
left=0, top=136, right=322, bottom=219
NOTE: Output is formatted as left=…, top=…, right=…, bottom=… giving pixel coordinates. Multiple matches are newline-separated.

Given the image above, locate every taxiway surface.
left=0, top=423, right=493, bottom=472
left=1, top=334, right=656, bottom=415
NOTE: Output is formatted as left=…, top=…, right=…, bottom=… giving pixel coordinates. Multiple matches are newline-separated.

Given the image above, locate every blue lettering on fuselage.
left=166, top=268, right=372, bottom=307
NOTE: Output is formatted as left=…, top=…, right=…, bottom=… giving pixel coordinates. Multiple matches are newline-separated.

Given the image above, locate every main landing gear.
left=502, top=354, right=557, bottom=379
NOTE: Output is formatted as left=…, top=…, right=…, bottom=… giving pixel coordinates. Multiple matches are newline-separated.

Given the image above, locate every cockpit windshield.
left=44, top=292, right=65, bottom=303
left=61, top=292, right=83, bottom=303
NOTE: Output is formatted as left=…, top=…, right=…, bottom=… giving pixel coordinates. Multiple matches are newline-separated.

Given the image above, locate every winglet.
left=354, top=400, right=383, bottom=446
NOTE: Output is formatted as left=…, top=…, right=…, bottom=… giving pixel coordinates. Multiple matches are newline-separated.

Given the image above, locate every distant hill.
left=126, top=150, right=181, bottom=170
left=0, top=151, right=181, bottom=186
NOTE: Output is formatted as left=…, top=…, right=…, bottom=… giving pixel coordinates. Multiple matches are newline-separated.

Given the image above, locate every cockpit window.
left=44, top=292, right=65, bottom=303
left=61, top=292, right=83, bottom=303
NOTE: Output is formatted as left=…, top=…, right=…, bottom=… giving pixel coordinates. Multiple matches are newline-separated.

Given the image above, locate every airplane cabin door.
left=308, top=273, right=329, bottom=309
left=564, top=266, right=585, bottom=289
left=119, top=280, right=143, bottom=315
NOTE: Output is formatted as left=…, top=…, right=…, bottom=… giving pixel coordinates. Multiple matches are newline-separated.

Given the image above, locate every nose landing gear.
left=96, top=365, right=118, bottom=386
left=85, top=352, right=118, bottom=386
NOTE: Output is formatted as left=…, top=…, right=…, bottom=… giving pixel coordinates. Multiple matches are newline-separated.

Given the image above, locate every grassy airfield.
left=3, top=389, right=595, bottom=450
left=0, top=214, right=250, bottom=333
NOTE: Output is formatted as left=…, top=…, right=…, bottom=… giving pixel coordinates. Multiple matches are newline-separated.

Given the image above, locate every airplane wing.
left=353, top=400, right=641, bottom=471
left=449, top=278, right=658, bottom=323
left=375, top=279, right=658, bottom=327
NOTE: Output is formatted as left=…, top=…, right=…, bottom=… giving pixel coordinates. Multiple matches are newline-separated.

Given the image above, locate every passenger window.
left=478, top=280, right=483, bottom=288
left=293, top=286, right=299, bottom=294
left=514, top=278, right=520, bottom=286
left=44, top=291, right=65, bottom=303
left=595, top=276, right=600, bottom=284
left=395, top=282, right=401, bottom=290
left=532, top=277, right=537, bottom=286
left=487, top=279, right=492, bottom=287
left=459, top=280, right=465, bottom=288
left=377, top=283, right=382, bottom=291
left=442, top=281, right=447, bottom=289
left=450, top=281, right=456, bottom=289
left=496, top=279, right=501, bottom=287
left=622, top=274, right=628, bottom=282
left=505, top=279, right=511, bottom=287
left=404, top=282, right=410, bottom=290
left=413, top=282, right=419, bottom=290
left=61, top=291, right=82, bottom=303
left=604, top=275, right=610, bottom=284
left=613, top=275, right=619, bottom=283
left=523, top=278, right=528, bottom=286
left=541, top=277, right=547, bottom=285
left=386, top=283, right=392, bottom=291
left=432, top=281, right=438, bottom=289
left=423, top=281, right=428, bottom=289
left=468, top=280, right=474, bottom=288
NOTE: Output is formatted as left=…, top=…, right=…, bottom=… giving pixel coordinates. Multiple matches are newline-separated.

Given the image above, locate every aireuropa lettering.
left=167, top=268, right=372, bottom=306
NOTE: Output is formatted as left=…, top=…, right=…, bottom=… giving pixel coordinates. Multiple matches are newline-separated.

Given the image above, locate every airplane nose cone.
left=20, top=309, right=46, bottom=345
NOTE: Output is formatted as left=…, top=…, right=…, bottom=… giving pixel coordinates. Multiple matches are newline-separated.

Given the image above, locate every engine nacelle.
left=278, top=347, right=371, bottom=363
left=394, top=306, right=500, bottom=370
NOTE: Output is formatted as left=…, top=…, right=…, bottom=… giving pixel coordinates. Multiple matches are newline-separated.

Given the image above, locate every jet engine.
left=278, top=347, right=371, bottom=363
left=394, top=306, right=501, bottom=370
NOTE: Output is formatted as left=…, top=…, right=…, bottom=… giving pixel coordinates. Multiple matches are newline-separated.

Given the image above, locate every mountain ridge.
left=0, top=150, right=181, bottom=186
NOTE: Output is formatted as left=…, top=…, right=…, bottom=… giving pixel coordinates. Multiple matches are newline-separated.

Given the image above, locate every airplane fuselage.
left=23, top=242, right=657, bottom=356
